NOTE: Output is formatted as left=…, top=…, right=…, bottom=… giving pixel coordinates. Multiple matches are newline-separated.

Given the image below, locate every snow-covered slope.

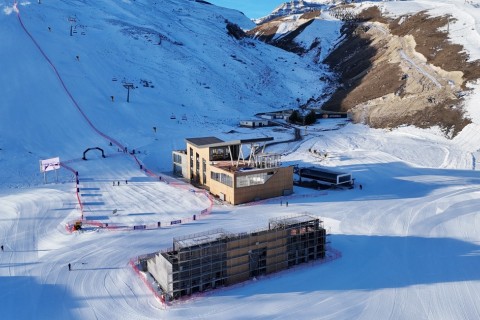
left=0, top=0, right=330, bottom=187
left=1, top=0, right=480, bottom=319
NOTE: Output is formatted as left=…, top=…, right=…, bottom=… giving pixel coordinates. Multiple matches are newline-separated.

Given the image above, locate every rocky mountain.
left=250, top=0, right=480, bottom=137
left=253, top=0, right=329, bottom=24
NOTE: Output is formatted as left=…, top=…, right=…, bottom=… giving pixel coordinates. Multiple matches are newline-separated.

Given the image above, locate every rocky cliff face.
left=251, top=2, right=480, bottom=137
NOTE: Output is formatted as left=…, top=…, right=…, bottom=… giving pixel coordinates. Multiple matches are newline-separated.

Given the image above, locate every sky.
left=3, top=0, right=480, bottom=319
left=207, top=0, right=285, bottom=18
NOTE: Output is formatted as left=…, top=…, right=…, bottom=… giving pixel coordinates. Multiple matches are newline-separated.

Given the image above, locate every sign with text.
left=39, top=157, right=60, bottom=172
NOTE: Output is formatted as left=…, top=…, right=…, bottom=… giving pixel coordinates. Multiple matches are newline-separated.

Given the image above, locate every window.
left=173, top=164, right=183, bottom=176
left=189, top=148, right=193, bottom=167
left=236, top=171, right=274, bottom=188
left=210, top=147, right=230, bottom=161
left=202, top=158, right=207, bottom=184
left=173, top=153, right=182, bottom=164
left=211, top=171, right=233, bottom=187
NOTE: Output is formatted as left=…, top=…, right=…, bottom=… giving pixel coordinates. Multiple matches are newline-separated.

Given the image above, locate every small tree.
left=304, top=110, right=317, bottom=125
left=289, top=110, right=300, bottom=123
left=226, top=21, right=246, bottom=40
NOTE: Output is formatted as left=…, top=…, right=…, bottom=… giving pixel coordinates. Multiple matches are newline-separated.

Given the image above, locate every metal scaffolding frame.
left=147, top=214, right=326, bottom=300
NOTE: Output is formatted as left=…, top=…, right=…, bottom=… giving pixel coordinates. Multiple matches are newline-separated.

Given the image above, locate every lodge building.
left=172, top=136, right=293, bottom=205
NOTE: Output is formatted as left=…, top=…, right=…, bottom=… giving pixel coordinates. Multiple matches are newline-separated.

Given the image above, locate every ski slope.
left=1, top=0, right=480, bottom=319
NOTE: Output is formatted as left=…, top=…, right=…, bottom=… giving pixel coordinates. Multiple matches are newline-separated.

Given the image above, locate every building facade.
left=172, top=136, right=293, bottom=205
left=239, top=119, right=270, bottom=127
left=146, top=214, right=327, bottom=300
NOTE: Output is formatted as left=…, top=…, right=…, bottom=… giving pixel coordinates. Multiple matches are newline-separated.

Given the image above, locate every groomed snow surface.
left=1, top=0, right=480, bottom=319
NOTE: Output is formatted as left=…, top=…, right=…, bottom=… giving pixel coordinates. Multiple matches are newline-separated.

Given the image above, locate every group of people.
left=112, top=180, right=128, bottom=186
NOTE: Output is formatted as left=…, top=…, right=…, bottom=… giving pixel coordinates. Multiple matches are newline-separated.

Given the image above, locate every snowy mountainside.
left=251, top=0, right=480, bottom=137
left=0, top=0, right=331, bottom=187
left=254, top=0, right=329, bottom=24
left=2, top=1, right=480, bottom=320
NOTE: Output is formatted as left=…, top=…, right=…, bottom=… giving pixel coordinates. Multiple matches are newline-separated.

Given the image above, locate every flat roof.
left=300, top=166, right=350, bottom=177
left=186, top=136, right=274, bottom=148
left=185, top=137, right=224, bottom=147
left=173, top=228, right=230, bottom=250
left=269, top=214, right=319, bottom=228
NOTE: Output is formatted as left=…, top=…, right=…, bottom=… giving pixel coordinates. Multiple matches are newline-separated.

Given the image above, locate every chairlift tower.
left=123, top=83, right=134, bottom=103
left=68, top=16, right=76, bottom=36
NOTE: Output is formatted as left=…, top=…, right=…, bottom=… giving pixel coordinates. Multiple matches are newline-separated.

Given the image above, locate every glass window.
left=236, top=171, right=274, bottom=188
left=210, top=171, right=233, bottom=187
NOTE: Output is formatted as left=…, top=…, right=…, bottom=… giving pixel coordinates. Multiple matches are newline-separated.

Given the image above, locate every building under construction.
left=146, top=214, right=326, bottom=300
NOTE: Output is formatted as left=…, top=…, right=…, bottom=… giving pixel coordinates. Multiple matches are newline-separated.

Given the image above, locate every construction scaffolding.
left=146, top=214, right=326, bottom=301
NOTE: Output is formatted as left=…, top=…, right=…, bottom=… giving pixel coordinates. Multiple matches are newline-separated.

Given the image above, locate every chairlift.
left=170, top=114, right=176, bottom=120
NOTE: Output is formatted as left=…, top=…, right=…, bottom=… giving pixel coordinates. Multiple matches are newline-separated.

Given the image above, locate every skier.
left=117, top=181, right=120, bottom=186
left=359, top=184, right=363, bottom=190
left=286, top=201, right=288, bottom=207
left=125, top=180, right=128, bottom=184
left=68, top=263, right=71, bottom=271
left=1, top=245, right=4, bottom=251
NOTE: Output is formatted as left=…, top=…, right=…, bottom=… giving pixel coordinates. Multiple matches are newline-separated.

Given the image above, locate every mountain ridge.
left=250, top=0, right=480, bottom=137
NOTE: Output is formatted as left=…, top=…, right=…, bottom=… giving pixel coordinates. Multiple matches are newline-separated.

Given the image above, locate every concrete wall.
left=172, top=151, right=187, bottom=178
left=147, top=253, right=173, bottom=295
left=209, top=169, right=235, bottom=203
left=186, top=142, right=213, bottom=184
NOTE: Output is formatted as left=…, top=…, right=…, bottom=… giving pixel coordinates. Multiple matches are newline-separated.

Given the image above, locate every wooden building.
left=172, top=136, right=293, bottom=205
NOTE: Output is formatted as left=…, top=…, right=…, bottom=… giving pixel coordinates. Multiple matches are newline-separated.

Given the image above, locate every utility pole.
left=123, top=83, right=134, bottom=103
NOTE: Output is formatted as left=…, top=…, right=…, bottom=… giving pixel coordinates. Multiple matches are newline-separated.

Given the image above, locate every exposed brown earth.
left=322, top=6, right=480, bottom=137
left=252, top=5, right=480, bottom=137
left=247, top=11, right=321, bottom=54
